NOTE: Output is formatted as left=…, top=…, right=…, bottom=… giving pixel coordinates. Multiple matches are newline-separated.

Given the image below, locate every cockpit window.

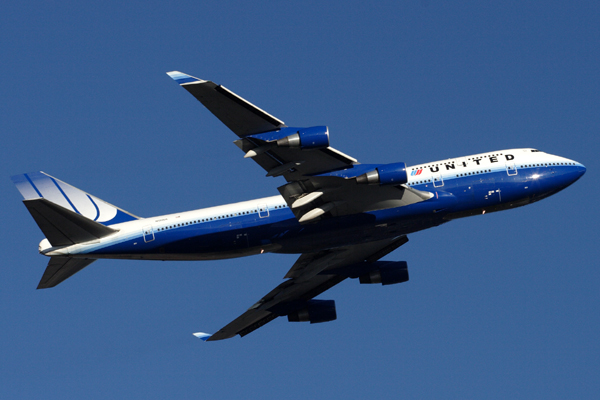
left=531, top=149, right=540, bottom=152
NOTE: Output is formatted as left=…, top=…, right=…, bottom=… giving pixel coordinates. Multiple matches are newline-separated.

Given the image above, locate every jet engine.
left=355, top=162, right=408, bottom=186
left=359, top=261, right=409, bottom=285
left=287, top=299, right=337, bottom=323
left=276, top=126, right=330, bottom=149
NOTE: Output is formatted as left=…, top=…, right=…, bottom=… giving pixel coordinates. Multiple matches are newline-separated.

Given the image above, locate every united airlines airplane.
left=12, top=71, right=586, bottom=341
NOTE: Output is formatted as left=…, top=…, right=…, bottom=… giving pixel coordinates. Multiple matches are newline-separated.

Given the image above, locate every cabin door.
left=432, top=173, right=444, bottom=187
left=142, top=225, right=155, bottom=243
left=506, top=162, right=518, bottom=176
left=258, top=204, right=270, bottom=218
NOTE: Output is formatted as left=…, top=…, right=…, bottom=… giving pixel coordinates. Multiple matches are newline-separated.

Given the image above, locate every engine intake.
left=359, top=261, right=409, bottom=285
left=356, top=162, right=408, bottom=186
left=287, top=299, right=337, bottom=323
left=277, top=126, right=330, bottom=150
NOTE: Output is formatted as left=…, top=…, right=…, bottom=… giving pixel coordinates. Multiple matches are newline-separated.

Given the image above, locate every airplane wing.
left=204, top=236, right=409, bottom=341
left=166, top=71, right=287, bottom=137
left=167, top=71, right=433, bottom=223
left=167, top=71, right=428, bottom=340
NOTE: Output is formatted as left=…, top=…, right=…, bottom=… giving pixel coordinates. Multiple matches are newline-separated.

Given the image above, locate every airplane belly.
left=273, top=204, right=452, bottom=254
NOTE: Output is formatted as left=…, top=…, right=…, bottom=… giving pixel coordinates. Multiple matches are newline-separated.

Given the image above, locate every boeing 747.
left=12, top=71, right=586, bottom=341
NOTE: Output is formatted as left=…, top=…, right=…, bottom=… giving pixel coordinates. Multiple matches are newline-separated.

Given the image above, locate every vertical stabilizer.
left=11, top=172, right=138, bottom=226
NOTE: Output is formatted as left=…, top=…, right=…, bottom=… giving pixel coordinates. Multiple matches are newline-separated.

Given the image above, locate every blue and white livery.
left=11, top=71, right=586, bottom=341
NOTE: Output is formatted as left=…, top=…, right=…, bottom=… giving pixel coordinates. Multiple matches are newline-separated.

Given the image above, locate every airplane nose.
left=564, top=161, right=586, bottom=186
left=534, top=161, right=585, bottom=199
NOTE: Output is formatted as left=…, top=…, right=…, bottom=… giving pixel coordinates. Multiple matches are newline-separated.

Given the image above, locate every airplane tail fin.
left=11, top=172, right=138, bottom=288
left=12, top=171, right=139, bottom=247
left=12, top=171, right=139, bottom=227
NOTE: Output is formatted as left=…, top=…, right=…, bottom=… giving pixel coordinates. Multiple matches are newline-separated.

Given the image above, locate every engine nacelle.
left=277, top=126, right=330, bottom=150
left=359, top=261, right=409, bottom=285
left=287, top=299, right=337, bottom=323
left=355, top=162, right=408, bottom=186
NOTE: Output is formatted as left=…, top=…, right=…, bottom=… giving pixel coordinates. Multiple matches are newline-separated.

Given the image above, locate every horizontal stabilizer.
left=166, top=71, right=206, bottom=85
left=193, top=332, right=212, bottom=341
left=38, top=257, right=96, bottom=289
left=24, top=198, right=118, bottom=247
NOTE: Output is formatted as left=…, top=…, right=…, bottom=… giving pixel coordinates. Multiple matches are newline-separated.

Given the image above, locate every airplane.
left=11, top=71, right=586, bottom=341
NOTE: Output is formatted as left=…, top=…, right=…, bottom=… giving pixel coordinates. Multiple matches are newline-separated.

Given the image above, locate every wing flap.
left=278, top=176, right=431, bottom=223
left=238, top=139, right=355, bottom=178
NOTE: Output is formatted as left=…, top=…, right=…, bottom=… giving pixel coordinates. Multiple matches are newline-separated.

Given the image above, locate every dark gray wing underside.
left=37, top=257, right=96, bottom=289
left=168, top=72, right=285, bottom=136
left=206, top=236, right=408, bottom=341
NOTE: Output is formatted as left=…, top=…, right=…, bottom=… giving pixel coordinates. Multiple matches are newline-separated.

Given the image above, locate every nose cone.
left=568, top=161, right=586, bottom=185
left=556, top=161, right=586, bottom=187
left=552, top=161, right=586, bottom=192
left=576, top=163, right=586, bottom=179
left=533, top=160, right=585, bottom=200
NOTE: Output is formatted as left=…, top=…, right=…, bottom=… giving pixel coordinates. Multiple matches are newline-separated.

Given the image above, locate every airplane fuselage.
left=40, top=148, right=585, bottom=261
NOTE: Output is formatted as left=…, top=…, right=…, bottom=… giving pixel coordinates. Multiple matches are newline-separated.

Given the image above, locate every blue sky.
left=2, top=1, right=599, bottom=398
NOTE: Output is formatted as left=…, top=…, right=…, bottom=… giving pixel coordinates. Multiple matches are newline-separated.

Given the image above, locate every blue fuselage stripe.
left=83, top=164, right=583, bottom=258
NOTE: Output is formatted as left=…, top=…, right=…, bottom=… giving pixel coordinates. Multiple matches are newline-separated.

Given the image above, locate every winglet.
left=166, top=71, right=205, bottom=85
left=193, top=332, right=212, bottom=341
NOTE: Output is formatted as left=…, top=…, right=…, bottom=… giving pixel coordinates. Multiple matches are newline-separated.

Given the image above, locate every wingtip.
left=166, top=71, right=205, bottom=85
left=193, top=332, right=212, bottom=341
